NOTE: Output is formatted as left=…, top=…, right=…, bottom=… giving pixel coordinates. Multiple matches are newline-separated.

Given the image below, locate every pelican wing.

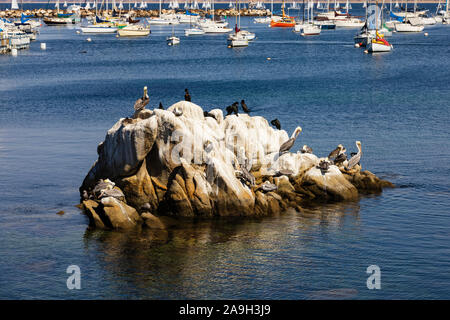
left=347, top=152, right=361, bottom=169
left=279, top=138, right=294, bottom=153
left=134, top=98, right=149, bottom=111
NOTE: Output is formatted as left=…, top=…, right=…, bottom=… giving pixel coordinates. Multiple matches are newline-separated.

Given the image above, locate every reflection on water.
left=82, top=202, right=362, bottom=299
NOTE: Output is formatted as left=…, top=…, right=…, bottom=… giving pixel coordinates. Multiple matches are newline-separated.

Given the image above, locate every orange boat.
left=270, top=5, right=295, bottom=28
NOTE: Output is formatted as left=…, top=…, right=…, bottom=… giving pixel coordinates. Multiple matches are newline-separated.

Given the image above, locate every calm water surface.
left=0, top=5, right=449, bottom=299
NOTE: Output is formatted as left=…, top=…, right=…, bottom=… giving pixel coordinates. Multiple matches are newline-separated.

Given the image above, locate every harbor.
left=1, top=0, right=449, bottom=54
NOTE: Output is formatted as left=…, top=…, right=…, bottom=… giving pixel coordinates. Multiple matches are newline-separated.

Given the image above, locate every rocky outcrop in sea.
left=79, top=99, right=393, bottom=230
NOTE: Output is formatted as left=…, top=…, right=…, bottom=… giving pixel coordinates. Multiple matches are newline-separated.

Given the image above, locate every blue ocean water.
left=1, top=4, right=450, bottom=299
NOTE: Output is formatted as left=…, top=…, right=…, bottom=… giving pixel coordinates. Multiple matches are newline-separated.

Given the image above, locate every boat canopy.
left=185, top=10, right=199, bottom=16
left=390, top=12, right=404, bottom=22
left=57, top=13, right=74, bottom=18
left=96, top=16, right=109, bottom=23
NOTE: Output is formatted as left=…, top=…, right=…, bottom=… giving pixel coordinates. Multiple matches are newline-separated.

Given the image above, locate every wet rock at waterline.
left=80, top=100, right=393, bottom=230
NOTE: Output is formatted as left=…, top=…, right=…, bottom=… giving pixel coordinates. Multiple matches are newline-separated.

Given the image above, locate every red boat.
left=270, top=7, right=295, bottom=28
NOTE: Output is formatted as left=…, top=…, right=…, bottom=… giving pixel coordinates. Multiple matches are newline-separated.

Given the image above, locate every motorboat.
left=335, top=17, right=364, bottom=28
left=185, top=27, right=205, bottom=36
left=118, top=24, right=150, bottom=37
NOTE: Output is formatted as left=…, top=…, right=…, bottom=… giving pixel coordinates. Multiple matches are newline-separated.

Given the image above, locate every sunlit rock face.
left=80, top=101, right=393, bottom=230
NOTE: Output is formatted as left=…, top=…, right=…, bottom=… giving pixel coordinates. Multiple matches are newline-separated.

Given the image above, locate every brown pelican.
left=134, top=86, right=149, bottom=111
left=240, top=159, right=255, bottom=186
left=241, top=100, right=250, bottom=113
left=184, top=88, right=191, bottom=102
left=301, top=145, right=313, bottom=154
left=328, top=144, right=344, bottom=162
left=270, top=118, right=281, bottom=130
left=226, top=103, right=239, bottom=116
left=347, top=141, right=362, bottom=169
left=279, top=127, right=302, bottom=154
left=159, top=102, right=164, bottom=109
left=334, top=153, right=347, bottom=166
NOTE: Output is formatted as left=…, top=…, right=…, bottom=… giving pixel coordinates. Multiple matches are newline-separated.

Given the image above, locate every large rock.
left=80, top=99, right=393, bottom=226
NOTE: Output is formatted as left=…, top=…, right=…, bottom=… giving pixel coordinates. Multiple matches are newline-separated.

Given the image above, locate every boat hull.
left=43, top=18, right=74, bottom=25
left=185, top=28, right=206, bottom=36
left=270, top=21, right=295, bottom=28
left=394, top=23, right=424, bottom=32
left=80, top=26, right=118, bottom=33
left=368, top=41, right=392, bottom=52
left=118, top=28, right=150, bottom=37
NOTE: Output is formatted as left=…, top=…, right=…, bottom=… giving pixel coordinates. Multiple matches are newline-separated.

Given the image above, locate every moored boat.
left=118, top=24, right=150, bottom=37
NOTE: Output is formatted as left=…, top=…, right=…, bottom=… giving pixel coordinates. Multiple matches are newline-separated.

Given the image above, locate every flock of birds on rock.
left=133, top=86, right=363, bottom=179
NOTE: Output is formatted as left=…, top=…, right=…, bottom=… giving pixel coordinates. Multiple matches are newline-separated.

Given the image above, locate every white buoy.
left=87, top=38, right=92, bottom=42
left=424, top=32, right=429, bottom=36
left=11, top=48, right=18, bottom=56
left=40, top=43, right=46, bottom=50
left=267, top=57, right=271, bottom=60
left=364, top=50, right=369, bottom=54
left=354, top=43, right=360, bottom=48
left=76, top=30, right=80, bottom=34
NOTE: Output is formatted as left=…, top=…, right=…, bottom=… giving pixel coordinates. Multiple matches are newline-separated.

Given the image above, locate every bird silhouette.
left=184, top=88, right=191, bottom=102
left=241, top=100, right=250, bottom=113
left=226, top=102, right=239, bottom=116
left=270, top=118, right=281, bottom=130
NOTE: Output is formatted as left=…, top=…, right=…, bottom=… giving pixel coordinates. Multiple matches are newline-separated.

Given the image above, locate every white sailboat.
left=394, top=0, right=424, bottom=32
left=301, top=1, right=321, bottom=35
left=367, top=1, right=392, bottom=52
left=200, top=0, right=232, bottom=33
left=167, top=24, right=180, bottom=45
left=185, top=1, right=205, bottom=35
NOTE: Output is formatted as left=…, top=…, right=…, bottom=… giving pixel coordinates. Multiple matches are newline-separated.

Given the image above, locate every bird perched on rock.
left=237, top=159, right=255, bottom=187
left=270, top=118, right=281, bottom=130
left=301, top=145, right=313, bottom=154
left=159, top=102, right=164, bottom=109
left=241, top=100, right=250, bottom=113
left=226, top=102, right=239, bottom=116
left=173, top=106, right=183, bottom=117
left=346, top=141, right=362, bottom=169
left=334, top=152, right=347, bottom=166
left=134, top=86, right=149, bottom=111
left=204, top=111, right=215, bottom=119
left=259, top=181, right=278, bottom=192
left=318, top=159, right=331, bottom=174
left=184, top=88, right=191, bottom=102
left=279, top=126, right=302, bottom=154
left=328, top=144, right=344, bottom=163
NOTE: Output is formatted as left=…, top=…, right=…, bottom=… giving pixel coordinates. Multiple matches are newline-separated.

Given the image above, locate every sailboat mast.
left=375, top=0, right=378, bottom=31
left=302, top=0, right=305, bottom=22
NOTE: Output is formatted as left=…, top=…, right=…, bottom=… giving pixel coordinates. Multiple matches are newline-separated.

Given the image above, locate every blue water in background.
left=1, top=4, right=450, bottom=299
